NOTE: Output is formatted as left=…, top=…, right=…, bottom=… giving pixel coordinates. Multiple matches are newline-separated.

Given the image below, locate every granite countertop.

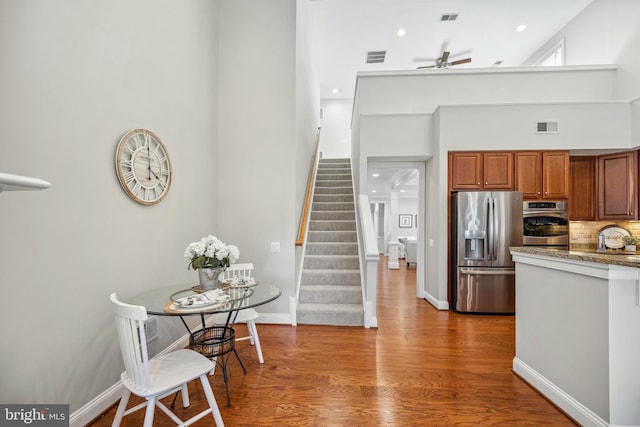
left=510, top=246, right=640, bottom=268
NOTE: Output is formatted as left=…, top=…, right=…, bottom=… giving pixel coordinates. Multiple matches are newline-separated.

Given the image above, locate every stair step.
left=317, top=168, right=352, bottom=175
left=319, top=158, right=350, bottom=163
left=309, top=220, right=356, bottom=231
left=316, top=174, right=352, bottom=181
left=305, top=242, right=359, bottom=255
left=301, top=269, right=361, bottom=286
left=296, top=303, right=363, bottom=326
left=304, top=255, right=360, bottom=270
left=299, top=285, right=362, bottom=304
left=307, top=231, right=356, bottom=242
left=310, top=211, right=355, bottom=221
left=314, top=187, right=353, bottom=195
left=312, top=202, right=354, bottom=211
left=315, top=180, right=352, bottom=188
left=313, top=194, right=354, bottom=203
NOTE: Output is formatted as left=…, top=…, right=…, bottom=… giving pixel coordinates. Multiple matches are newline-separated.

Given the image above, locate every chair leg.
left=200, top=374, right=225, bottom=427
left=111, top=391, right=131, bottom=427
left=248, top=320, right=264, bottom=364
left=181, top=383, right=190, bottom=408
left=142, top=397, right=156, bottom=427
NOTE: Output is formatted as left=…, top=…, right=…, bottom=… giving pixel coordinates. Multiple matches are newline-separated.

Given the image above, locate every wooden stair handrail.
left=296, top=128, right=321, bottom=246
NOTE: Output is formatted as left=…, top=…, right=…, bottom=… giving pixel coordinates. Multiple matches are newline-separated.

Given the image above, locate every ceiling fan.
left=414, top=44, right=472, bottom=69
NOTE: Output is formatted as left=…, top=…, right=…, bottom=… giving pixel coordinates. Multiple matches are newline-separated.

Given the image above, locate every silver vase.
left=197, top=267, right=225, bottom=290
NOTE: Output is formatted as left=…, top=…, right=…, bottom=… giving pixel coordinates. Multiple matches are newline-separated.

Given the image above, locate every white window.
left=534, top=39, right=565, bottom=67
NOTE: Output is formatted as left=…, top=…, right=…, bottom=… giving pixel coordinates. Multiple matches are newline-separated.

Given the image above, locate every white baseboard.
left=423, top=291, right=449, bottom=310
left=512, top=357, right=609, bottom=427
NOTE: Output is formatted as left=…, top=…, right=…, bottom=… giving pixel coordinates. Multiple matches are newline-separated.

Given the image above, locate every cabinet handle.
left=485, top=182, right=488, bottom=185
left=477, top=182, right=480, bottom=185
left=537, top=192, right=541, bottom=195
left=544, top=192, right=548, bottom=195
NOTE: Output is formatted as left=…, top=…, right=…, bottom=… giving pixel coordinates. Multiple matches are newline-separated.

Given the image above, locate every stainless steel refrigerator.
left=450, top=191, right=523, bottom=314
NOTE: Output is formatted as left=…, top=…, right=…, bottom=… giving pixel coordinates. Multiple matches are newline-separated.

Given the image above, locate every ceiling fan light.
left=517, top=24, right=527, bottom=32
left=397, top=28, right=405, bottom=37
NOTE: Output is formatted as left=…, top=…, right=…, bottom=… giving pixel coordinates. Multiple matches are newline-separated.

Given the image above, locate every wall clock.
left=115, top=128, right=172, bottom=205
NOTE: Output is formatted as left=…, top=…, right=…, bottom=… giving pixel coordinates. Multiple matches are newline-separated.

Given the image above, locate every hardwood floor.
left=91, top=256, right=576, bottom=426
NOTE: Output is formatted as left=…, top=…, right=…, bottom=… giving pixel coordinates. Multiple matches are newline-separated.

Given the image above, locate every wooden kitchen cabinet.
left=449, top=151, right=513, bottom=191
left=598, top=150, right=637, bottom=220
left=569, top=156, right=597, bottom=220
left=515, top=151, right=569, bottom=200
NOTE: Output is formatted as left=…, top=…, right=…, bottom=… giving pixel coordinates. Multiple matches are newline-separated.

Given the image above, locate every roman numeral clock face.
left=115, top=129, right=172, bottom=205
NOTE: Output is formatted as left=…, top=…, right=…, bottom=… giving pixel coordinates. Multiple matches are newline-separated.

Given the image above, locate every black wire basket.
left=189, top=326, right=235, bottom=358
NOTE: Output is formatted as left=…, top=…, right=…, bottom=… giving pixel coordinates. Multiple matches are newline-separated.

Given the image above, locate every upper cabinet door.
left=569, top=156, right=597, bottom=221
left=542, top=151, right=570, bottom=199
left=515, top=151, right=569, bottom=200
left=515, top=152, right=542, bottom=199
left=483, top=152, right=514, bottom=190
left=450, top=152, right=483, bottom=190
left=598, top=150, right=637, bottom=220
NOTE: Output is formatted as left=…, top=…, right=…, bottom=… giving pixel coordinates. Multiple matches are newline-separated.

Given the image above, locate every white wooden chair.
left=213, top=263, right=264, bottom=363
left=110, top=293, right=225, bottom=427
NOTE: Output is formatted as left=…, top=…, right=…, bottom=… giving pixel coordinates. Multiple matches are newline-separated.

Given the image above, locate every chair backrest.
left=110, top=293, right=151, bottom=392
left=222, top=263, right=254, bottom=306
left=221, top=263, right=254, bottom=280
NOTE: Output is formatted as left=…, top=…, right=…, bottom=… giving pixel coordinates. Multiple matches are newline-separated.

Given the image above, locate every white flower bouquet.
left=184, top=235, right=240, bottom=270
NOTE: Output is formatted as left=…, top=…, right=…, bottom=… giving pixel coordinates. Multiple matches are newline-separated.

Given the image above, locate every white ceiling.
left=307, top=0, right=593, bottom=100
left=306, top=0, right=594, bottom=197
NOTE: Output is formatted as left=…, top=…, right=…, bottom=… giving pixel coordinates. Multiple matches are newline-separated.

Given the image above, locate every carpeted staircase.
left=296, top=158, right=364, bottom=326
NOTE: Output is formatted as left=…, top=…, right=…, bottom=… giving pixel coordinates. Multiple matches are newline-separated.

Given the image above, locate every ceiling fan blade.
left=416, top=65, right=436, bottom=69
left=447, top=49, right=473, bottom=59
left=441, top=51, right=450, bottom=62
left=450, top=57, right=472, bottom=66
left=413, top=57, right=439, bottom=62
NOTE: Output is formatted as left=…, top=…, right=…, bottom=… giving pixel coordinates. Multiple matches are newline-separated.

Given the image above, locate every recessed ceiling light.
left=397, top=28, right=405, bottom=37
left=371, top=190, right=377, bottom=193
left=516, top=24, right=527, bottom=32
left=372, top=173, right=379, bottom=177
left=332, top=88, right=342, bottom=94
left=400, top=190, right=405, bottom=193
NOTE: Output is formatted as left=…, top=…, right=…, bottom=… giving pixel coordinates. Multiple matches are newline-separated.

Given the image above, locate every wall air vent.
left=440, top=13, right=459, bottom=21
left=536, top=121, right=559, bottom=133
left=366, top=50, right=386, bottom=64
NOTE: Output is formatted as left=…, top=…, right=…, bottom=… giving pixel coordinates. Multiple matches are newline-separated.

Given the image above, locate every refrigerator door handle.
left=487, top=197, right=495, bottom=261
left=460, top=268, right=515, bottom=276
left=492, top=197, right=499, bottom=261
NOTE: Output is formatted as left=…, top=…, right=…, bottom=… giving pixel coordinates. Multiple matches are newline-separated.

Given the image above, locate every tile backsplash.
left=570, top=221, right=640, bottom=250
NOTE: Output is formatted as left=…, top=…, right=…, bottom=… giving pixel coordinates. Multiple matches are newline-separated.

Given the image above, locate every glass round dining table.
left=127, top=283, right=282, bottom=318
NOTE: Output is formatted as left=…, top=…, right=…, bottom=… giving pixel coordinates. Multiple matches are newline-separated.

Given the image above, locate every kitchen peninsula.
left=509, top=247, right=640, bottom=427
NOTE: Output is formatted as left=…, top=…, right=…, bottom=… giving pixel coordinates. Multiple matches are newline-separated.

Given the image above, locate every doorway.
left=367, top=160, right=426, bottom=298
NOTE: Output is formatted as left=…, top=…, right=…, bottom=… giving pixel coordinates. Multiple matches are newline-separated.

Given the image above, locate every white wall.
left=358, top=113, right=432, bottom=195
left=523, top=0, right=640, bottom=99
left=0, top=0, right=220, bottom=413
left=218, top=0, right=315, bottom=317
left=439, top=102, right=631, bottom=151
left=319, top=99, right=352, bottom=158
left=353, top=66, right=617, bottom=118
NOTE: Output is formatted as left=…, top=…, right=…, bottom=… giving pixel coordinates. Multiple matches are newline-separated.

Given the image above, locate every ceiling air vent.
left=366, top=50, right=386, bottom=64
left=536, top=121, right=559, bottom=133
left=440, top=13, right=459, bottom=21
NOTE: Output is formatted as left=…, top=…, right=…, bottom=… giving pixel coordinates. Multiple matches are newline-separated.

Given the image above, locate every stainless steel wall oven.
left=522, top=201, right=568, bottom=248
